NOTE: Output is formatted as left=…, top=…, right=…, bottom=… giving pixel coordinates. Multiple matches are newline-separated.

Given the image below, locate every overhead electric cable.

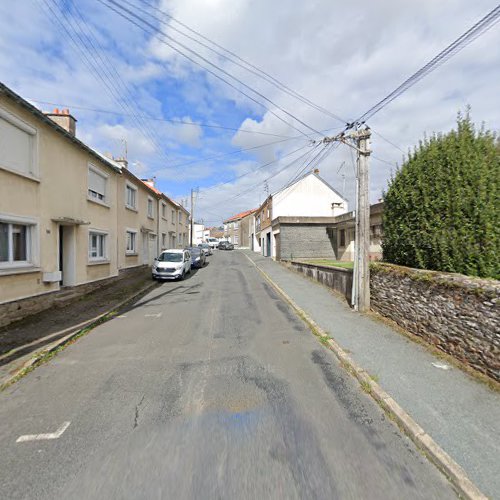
left=99, top=0, right=321, bottom=137
left=352, top=4, right=500, bottom=126
left=27, top=98, right=297, bottom=139
left=132, top=0, right=348, bottom=125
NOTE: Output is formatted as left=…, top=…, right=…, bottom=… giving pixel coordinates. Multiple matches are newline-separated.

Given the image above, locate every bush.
left=382, top=111, right=499, bottom=279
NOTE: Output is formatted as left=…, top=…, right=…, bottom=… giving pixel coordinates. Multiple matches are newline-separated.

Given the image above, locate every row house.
left=223, top=208, right=257, bottom=248
left=254, top=170, right=348, bottom=259
left=0, top=82, right=189, bottom=320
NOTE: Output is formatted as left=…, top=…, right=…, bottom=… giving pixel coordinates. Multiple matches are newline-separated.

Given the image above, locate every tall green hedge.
left=382, top=112, right=499, bottom=279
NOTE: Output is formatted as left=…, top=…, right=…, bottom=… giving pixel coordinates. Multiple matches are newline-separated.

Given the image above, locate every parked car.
left=198, top=243, right=213, bottom=256
left=205, top=237, right=219, bottom=249
left=219, top=241, right=234, bottom=250
left=152, top=249, right=191, bottom=280
left=186, top=247, right=206, bottom=268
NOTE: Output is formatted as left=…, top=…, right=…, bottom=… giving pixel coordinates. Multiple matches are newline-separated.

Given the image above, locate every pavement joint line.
left=243, top=252, right=487, bottom=500
left=0, top=280, right=160, bottom=391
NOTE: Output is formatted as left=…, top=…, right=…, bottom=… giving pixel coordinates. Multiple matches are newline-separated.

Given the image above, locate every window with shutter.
left=0, top=111, right=37, bottom=177
left=88, top=166, right=107, bottom=203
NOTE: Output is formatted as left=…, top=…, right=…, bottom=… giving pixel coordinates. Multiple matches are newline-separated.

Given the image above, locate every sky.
left=0, top=0, right=499, bottom=226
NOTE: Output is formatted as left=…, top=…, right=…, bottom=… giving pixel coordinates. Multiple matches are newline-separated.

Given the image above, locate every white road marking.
left=145, top=313, right=162, bottom=318
left=432, top=362, right=451, bottom=370
left=16, top=421, right=71, bottom=443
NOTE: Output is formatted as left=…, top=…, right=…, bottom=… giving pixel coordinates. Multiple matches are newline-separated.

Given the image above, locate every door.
left=275, top=233, right=280, bottom=260
left=266, top=232, right=271, bottom=257
left=58, top=225, right=76, bottom=286
left=142, top=233, right=149, bottom=265
left=148, top=234, right=156, bottom=265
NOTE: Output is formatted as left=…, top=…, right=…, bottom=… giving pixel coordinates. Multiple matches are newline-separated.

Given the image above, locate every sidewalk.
left=243, top=250, right=500, bottom=499
left=0, top=268, right=156, bottom=385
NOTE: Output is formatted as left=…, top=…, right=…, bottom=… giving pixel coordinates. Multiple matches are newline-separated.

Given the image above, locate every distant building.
left=254, top=170, right=348, bottom=258
left=223, top=208, right=257, bottom=248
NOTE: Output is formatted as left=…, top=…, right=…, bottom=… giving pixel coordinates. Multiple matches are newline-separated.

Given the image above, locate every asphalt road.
left=0, top=250, right=457, bottom=499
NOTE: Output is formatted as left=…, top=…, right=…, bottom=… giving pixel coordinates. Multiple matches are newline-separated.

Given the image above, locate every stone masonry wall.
left=0, top=266, right=148, bottom=329
left=370, top=264, right=499, bottom=382
left=285, top=259, right=499, bottom=382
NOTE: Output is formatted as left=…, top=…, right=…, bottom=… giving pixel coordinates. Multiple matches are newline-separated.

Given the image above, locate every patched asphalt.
left=0, top=251, right=457, bottom=499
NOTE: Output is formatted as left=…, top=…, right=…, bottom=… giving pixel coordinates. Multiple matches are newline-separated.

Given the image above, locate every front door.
left=266, top=232, right=271, bottom=257
left=142, top=233, right=149, bottom=265
left=58, top=225, right=76, bottom=286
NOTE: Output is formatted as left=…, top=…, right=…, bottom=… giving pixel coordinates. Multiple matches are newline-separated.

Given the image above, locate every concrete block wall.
left=279, top=224, right=336, bottom=260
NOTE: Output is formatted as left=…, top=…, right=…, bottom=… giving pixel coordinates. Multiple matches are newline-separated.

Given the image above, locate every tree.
left=382, top=110, right=499, bottom=279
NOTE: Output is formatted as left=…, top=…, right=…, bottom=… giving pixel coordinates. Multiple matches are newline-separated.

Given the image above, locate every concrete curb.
left=244, top=253, right=487, bottom=500
left=0, top=280, right=159, bottom=391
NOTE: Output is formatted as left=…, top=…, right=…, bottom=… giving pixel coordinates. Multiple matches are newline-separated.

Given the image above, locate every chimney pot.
left=45, top=108, right=77, bottom=136
left=314, top=168, right=320, bottom=174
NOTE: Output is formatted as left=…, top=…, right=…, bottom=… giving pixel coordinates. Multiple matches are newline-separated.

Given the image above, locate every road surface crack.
left=133, top=395, right=145, bottom=429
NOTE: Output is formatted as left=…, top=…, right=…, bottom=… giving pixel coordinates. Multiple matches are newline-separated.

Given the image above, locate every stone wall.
left=370, top=264, right=499, bottom=382
left=284, top=260, right=352, bottom=302
left=0, top=266, right=148, bottom=329
left=285, top=259, right=499, bottom=382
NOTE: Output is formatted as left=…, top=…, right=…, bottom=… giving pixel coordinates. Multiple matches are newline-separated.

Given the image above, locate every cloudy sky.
left=1, top=0, right=499, bottom=225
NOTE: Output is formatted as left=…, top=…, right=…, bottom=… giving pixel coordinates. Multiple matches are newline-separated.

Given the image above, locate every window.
left=339, top=229, right=346, bottom=247
left=147, top=197, right=154, bottom=218
left=126, top=230, right=137, bottom=254
left=88, top=165, right=108, bottom=204
left=171, top=210, right=175, bottom=224
left=234, top=234, right=239, bottom=245
left=178, top=212, right=182, bottom=224
left=161, top=233, right=167, bottom=248
left=125, top=183, right=137, bottom=209
left=234, top=221, right=239, bottom=230
left=161, top=203, right=167, bottom=218
left=267, top=208, right=270, bottom=218
left=0, top=109, right=38, bottom=178
left=88, top=231, right=107, bottom=261
left=0, top=220, right=36, bottom=267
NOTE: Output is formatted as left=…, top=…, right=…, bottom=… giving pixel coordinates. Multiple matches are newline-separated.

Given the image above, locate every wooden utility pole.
left=353, top=127, right=371, bottom=312
left=190, top=188, right=194, bottom=247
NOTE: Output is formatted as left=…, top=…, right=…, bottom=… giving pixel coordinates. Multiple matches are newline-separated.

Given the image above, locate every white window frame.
left=87, top=164, right=109, bottom=206
left=0, top=108, right=39, bottom=180
left=147, top=196, right=154, bottom=219
left=125, top=182, right=138, bottom=211
left=0, top=213, right=39, bottom=271
left=88, top=229, right=108, bottom=262
left=125, top=228, right=138, bottom=255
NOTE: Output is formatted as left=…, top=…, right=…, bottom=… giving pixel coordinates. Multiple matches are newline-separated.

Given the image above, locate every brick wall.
left=279, top=224, right=336, bottom=260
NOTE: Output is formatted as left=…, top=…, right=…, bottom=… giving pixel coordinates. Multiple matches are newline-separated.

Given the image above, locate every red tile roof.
left=223, top=208, right=257, bottom=223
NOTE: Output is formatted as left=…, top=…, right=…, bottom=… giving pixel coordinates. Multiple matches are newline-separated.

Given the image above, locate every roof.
left=0, top=82, right=121, bottom=174
left=273, top=171, right=347, bottom=202
left=223, top=208, right=257, bottom=223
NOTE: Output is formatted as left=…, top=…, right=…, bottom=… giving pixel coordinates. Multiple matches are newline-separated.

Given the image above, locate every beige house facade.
left=0, top=84, right=121, bottom=305
left=0, top=83, right=190, bottom=314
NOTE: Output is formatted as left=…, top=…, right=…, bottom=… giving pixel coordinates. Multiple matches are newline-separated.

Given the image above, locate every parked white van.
left=205, top=237, right=219, bottom=249
left=152, top=249, right=191, bottom=280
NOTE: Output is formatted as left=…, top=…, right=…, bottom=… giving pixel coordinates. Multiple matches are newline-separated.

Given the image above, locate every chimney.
left=141, top=178, right=156, bottom=188
left=313, top=168, right=320, bottom=174
left=114, top=157, right=128, bottom=169
left=45, top=108, right=77, bottom=136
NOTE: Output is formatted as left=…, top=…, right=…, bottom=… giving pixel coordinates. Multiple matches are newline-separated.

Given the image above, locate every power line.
left=26, top=98, right=297, bottom=139
left=351, top=4, right=500, bottom=126
left=200, top=142, right=316, bottom=194
left=40, top=0, right=172, bottom=165
left=99, top=0, right=322, bottom=138
left=133, top=0, right=348, bottom=125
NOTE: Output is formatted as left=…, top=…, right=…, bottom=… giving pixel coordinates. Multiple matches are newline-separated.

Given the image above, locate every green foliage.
left=382, top=110, right=499, bottom=279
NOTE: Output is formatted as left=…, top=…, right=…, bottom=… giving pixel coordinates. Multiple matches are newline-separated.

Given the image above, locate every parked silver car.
left=152, top=249, right=191, bottom=280
left=198, top=243, right=213, bottom=256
